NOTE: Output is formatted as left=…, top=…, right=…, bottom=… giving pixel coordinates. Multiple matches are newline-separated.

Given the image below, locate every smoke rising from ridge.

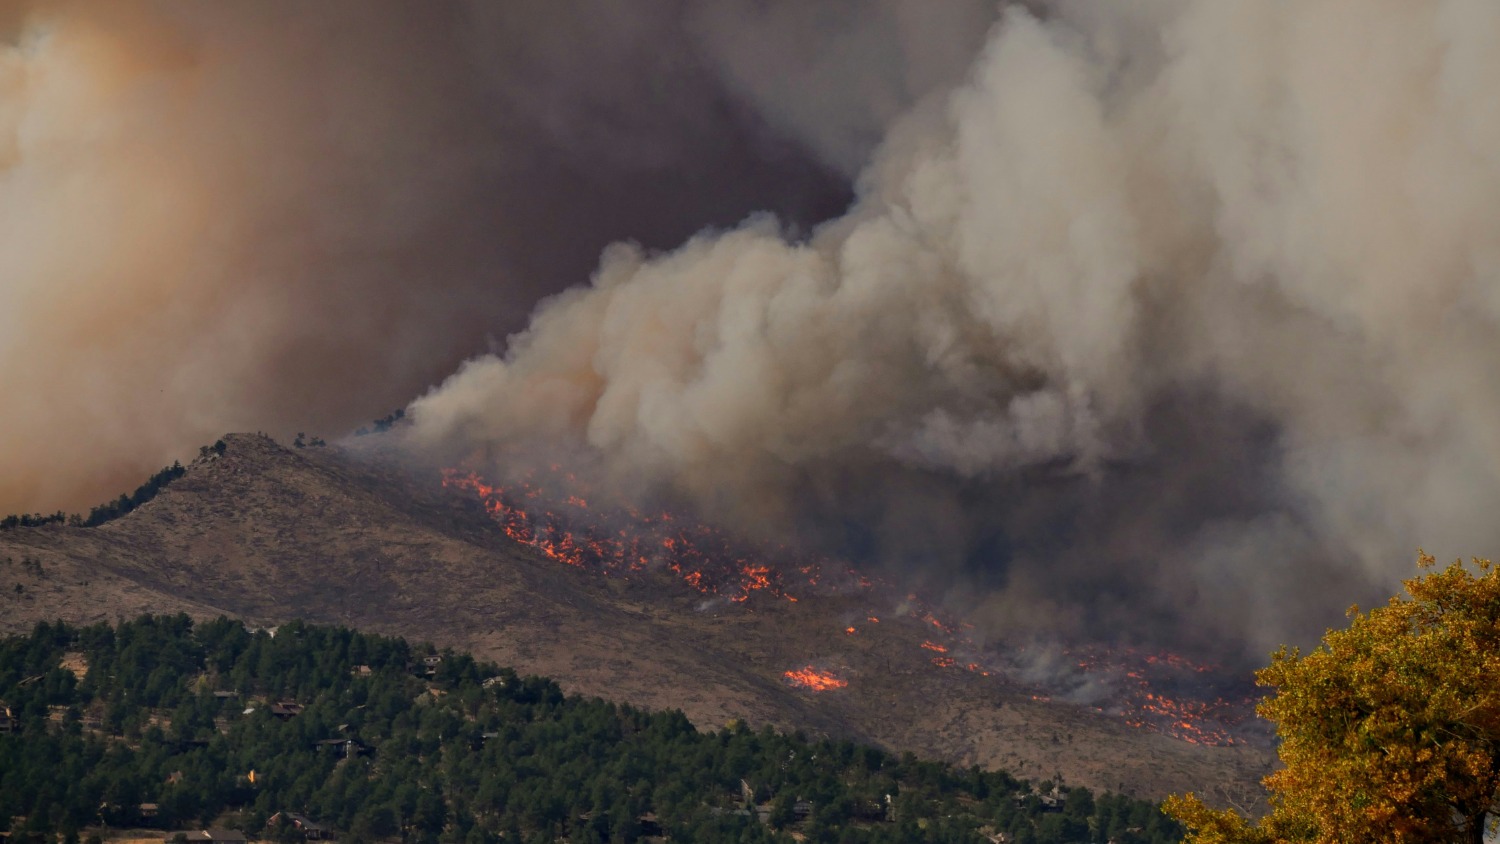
left=1, top=1, right=996, bottom=514
left=411, top=0, right=1500, bottom=660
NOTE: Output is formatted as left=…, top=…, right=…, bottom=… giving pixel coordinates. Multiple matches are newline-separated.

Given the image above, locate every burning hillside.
left=442, top=461, right=1262, bottom=746
left=1033, top=646, right=1262, bottom=747
left=0, top=432, right=1275, bottom=799
left=442, top=465, right=846, bottom=603
left=3, top=7, right=1494, bottom=776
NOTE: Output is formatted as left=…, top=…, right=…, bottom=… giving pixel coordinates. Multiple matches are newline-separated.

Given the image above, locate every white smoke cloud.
left=410, top=0, right=1500, bottom=658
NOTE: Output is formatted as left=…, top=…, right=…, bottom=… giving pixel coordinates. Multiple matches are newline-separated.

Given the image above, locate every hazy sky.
left=0, top=0, right=993, bottom=513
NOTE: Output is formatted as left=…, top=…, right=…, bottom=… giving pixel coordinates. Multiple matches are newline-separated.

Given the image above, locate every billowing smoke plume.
left=3, top=0, right=993, bottom=514
left=411, top=0, right=1500, bottom=660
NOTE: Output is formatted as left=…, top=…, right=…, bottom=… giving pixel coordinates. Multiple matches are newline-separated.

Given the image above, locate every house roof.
left=275, top=812, right=328, bottom=831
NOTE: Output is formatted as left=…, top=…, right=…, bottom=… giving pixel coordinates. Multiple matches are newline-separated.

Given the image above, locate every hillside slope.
left=0, top=434, right=1272, bottom=803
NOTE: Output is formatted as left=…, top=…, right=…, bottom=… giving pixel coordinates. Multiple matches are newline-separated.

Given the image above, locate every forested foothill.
left=0, top=616, right=1184, bottom=844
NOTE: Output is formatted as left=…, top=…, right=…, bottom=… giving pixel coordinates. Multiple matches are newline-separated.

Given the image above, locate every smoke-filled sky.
left=8, top=1, right=1500, bottom=660
left=3, top=0, right=990, bottom=511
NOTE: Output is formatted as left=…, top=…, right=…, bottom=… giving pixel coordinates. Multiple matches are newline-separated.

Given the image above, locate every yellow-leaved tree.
left=1167, top=553, right=1500, bottom=844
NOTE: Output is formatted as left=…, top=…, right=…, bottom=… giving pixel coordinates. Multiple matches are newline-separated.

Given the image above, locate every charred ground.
left=0, top=434, right=1272, bottom=803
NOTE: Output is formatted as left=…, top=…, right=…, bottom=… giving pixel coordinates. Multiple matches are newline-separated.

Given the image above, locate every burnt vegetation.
left=0, top=616, right=1182, bottom=844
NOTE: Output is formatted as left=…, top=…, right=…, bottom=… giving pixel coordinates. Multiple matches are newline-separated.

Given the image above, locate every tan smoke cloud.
left=4, top=1, right=980, bottom=515
left=410, top=0, right=1500, bottom=657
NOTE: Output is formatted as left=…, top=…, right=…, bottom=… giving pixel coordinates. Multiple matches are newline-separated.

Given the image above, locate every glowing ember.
left=910, top=604, right=960, bottom=635
left=783, top=666, right=848, bottom=691
left=443, top=466, right=873, bottom=603
left=1035, top=644, right=1260, bottom=746
left=443, top=463, right=1255, bottom=746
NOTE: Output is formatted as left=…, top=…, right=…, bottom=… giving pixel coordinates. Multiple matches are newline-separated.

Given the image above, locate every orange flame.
left=442, top=466, right=871, bottom=604
left=442, top=466, right=1251, bottom=745
left=783, top=666, right=848, bottom=691
left=1047, top=643, right=1253, bottom=746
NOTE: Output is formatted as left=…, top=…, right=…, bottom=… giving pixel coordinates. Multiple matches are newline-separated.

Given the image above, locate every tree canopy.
left=1168, top=553, right=1500, bottom=844
left=1, top=615, right=1182, bottom=844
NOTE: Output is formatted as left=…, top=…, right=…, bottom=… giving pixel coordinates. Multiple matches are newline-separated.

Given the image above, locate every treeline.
left=0, top=441, right=225, bottom=532
left=353, top=408, right=405, bottom=437
left=0, top=512, right=68, bottom=529
left=0, top=616, right=1182, bottom=844
left=75, top=461, right=187, bottom=527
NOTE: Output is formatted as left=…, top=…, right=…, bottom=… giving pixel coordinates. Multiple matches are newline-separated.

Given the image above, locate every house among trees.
left=0, top=705, right=17, bottom=734
left=1012, top=784, right=1066, bottom=811
left=268, top=812, right=333, bottom=840
left=268, top=700, right=304, bottom=719
left=637, top=812, right=663, bottom=837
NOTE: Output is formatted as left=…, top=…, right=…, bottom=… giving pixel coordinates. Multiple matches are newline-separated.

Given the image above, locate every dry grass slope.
left=0, top=434, right=1272, bottom=804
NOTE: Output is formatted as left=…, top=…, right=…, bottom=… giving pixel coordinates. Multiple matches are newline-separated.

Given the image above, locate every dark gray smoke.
left=410, top=1, right=1500, bottom=662
left=3, top=0, right=995, bottom=513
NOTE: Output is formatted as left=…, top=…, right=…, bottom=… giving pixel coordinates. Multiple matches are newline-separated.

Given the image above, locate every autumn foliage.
left=1167, top=553, right=1500, bottom=844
